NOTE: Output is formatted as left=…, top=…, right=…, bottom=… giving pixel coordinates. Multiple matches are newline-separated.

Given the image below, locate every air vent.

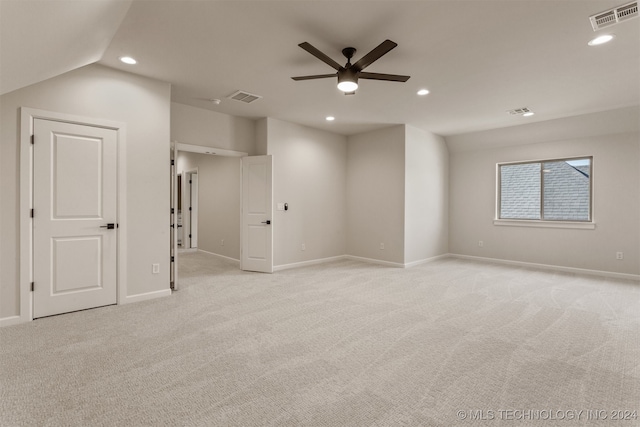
left=227, top=90, right=262, bottom=104
left=507, top=107, right=532, bottom=116
left=589, top=1, right=638, bottom=31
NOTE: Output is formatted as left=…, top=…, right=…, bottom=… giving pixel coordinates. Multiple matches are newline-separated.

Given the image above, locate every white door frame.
left=187, top=170, right=198, bottom=248
left=170, top=143, right=178, bottom=290
left=177, top=173, right=183, bottom=247
left=182, top=168, right=198, bottom=249
left=19, top=107, right=127, bottom=324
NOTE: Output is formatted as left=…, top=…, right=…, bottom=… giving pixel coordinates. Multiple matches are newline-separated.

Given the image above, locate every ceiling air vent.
left=227, top=90, right=262, bottom=104
left=507, top=107, right=532, bottom=116
left=589, top=1, right=638, bottom=31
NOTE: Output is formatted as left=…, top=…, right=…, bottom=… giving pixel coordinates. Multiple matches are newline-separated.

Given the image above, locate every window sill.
left=493, top=219, right=596, bottom=230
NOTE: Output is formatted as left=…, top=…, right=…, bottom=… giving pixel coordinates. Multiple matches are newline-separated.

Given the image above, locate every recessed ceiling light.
left=417, top=89, right=430, bottom=96
left=119, top=56, right=137, bottom=65
left=522, top=112, right=535, bottom=117
left=588, top=34, right=615, bottom=46
left=326, top=116, right=335, bottom=121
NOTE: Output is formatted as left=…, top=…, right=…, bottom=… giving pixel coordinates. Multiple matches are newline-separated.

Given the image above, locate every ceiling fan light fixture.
left=337, top=81, right=358, bottom=92
left=337, top=69, right=358, bottom=92
left=338, top=80, right=358, bottom=92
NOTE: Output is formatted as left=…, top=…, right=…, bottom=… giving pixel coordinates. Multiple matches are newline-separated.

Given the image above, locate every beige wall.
left=6, top=63, right=627, bottom=325
left=346, top=126, right=406, bottom=264
left=176, top=151, right=241, bottom=260
left=404, top=125, right=449, bottom=264
left=346, top=124, right=450, bottom=266
left=170, top=102, right=256, bottom=155
left=1, top=64, right=171, bottom=320
left=264, top=118, right=348, bottom=267
left=448, top=115, right=640, bottom=276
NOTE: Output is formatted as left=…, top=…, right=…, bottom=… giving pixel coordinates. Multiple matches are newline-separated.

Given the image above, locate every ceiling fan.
left=291, top=39, right=410, bottom=94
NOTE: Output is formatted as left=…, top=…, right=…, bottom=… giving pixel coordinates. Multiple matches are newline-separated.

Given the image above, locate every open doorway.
left=170, top=142, right=248, bottom=290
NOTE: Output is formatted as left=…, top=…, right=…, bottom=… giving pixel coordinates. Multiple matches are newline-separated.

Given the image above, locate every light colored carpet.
left=1, top=253, right=639, bottom=426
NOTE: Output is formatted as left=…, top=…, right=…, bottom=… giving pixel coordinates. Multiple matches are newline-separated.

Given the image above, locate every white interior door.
left=33, top=119, right=117, bottom=318
left=241, top=155, right=273, bottom=273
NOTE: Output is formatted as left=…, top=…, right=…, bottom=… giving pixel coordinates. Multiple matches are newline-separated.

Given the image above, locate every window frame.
left=496, top=156, right=594, bottom=226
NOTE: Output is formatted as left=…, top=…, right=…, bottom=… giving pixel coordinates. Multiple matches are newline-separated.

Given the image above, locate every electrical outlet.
left=616, top=252, right=624, bottom=260
left=152, top=263, right=160, bottom=274
left=380, top=243, right=385, bottom=250
left=478, top=240, right=484, bottom=247
left=221, top=239, right=224, bottom=246
left=301, top=243, right=306, bottom=251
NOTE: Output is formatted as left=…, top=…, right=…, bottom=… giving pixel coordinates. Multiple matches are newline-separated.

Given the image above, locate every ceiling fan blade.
left=298, top=42, right=342, bottom=71
left=351, top=40, right=398, bottom=72
left=359, top=72, right=410, bottom=82
left=291, top=74, right=336, bottom=81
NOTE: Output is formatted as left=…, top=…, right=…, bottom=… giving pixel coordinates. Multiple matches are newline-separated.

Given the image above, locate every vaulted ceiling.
left=2, top=0, right=638, bottom=136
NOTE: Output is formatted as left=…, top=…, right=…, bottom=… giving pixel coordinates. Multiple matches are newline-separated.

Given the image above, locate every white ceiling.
left=0, top=0, right=132, bottom=95
left=2, top=0, right=639, bottom=137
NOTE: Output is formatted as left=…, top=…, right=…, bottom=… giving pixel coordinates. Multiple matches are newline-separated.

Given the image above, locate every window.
left=498, top=157, right=592, bottom=222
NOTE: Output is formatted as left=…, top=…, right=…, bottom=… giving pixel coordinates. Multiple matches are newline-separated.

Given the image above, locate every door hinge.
left=189, top=180, right=192, bottom=184
left=189, top=207, right=192, bottom=211
left=171, top=159, right=175, bottom=166
left=30, top=282, right=34, bottom=292
left=171, top=256, right=175, bottom=263
left=170, top=281, right=175, bottom=290
left=31, top=135, right=34, bottom=145
left=189, top=234, right=192, bottom=238
left=171, top=208, right=174, bottom=214
left=170, top=224, right=174, bottom=229
left=30, top=208, right=34, bottom=218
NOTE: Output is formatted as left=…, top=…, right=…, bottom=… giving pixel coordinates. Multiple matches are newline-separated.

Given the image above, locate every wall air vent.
left=227, top=90, right=262, bottom=104
left=507, top=107, right=532, bottom=116
left=589, top=1, right=638, bottom=31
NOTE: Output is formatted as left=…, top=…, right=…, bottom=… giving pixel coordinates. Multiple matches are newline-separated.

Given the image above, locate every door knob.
left=261, top=220, right=271, bottom=225
left=100, top=223, right=116, bottom=229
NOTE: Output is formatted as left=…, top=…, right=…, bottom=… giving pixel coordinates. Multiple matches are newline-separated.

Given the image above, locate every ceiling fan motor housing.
left=337, top=68, right=359, bottom=92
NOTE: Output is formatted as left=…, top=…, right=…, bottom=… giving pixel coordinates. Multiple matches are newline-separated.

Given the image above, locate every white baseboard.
left=274, top=255, right=347, bottom=272
left=196, top=249, right=240, bottom=264
left=0, top=315, right=23, bottom=328
left=450, top=253, right=640, bottom=281
left=344, top=254, right=450, bottom=268
left=344, top=255, right=405, bottom=268
left=404, top=254, right=450, bottom=268
left=124, top=289, right=172, bottom=304
left=2, top=290, right=172, bottom=327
